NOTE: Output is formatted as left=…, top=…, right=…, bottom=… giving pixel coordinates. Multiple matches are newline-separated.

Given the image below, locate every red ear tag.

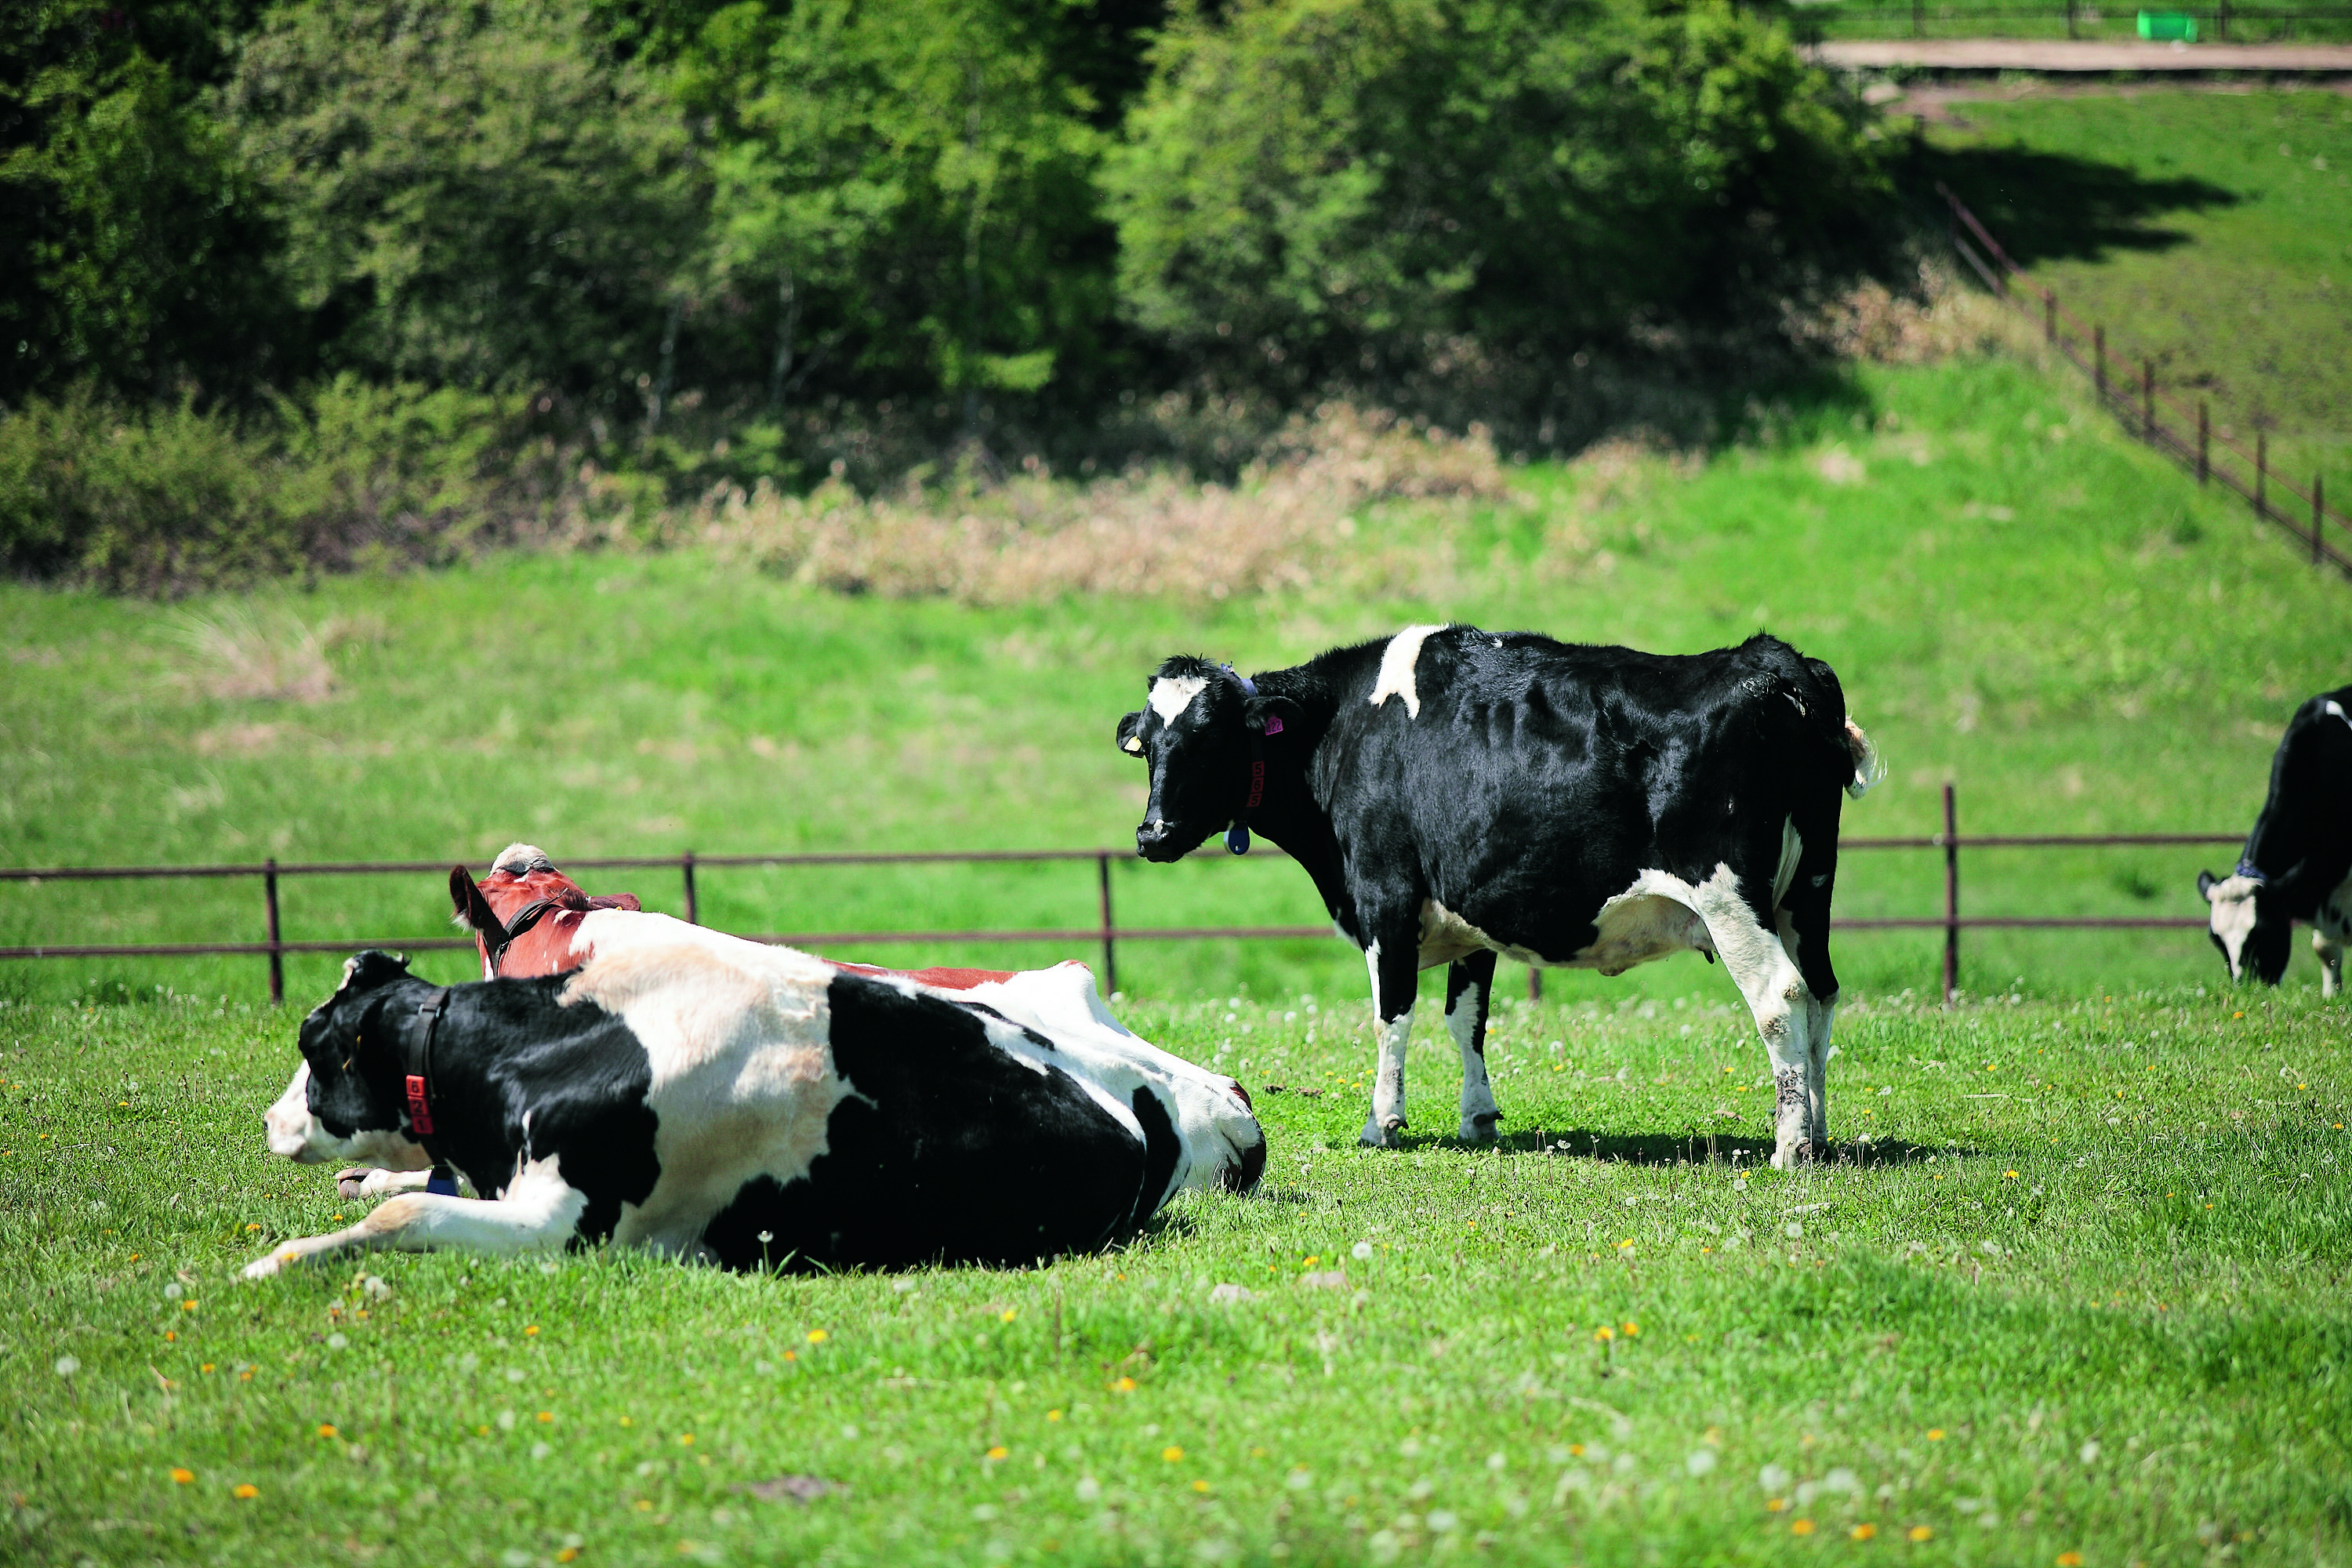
left=1262, top=714, right=1284, bottom=735
left=405, top=1074, right=435, bottom=1137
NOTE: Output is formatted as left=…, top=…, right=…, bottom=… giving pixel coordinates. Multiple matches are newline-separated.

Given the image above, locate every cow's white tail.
left=1843, top=719, right=1886, bottom=799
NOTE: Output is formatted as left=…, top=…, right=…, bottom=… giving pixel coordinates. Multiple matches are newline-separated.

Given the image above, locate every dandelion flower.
left=2056, top=1555, right=2083, bottom=1566
left=557, top=1551, right=580, bottom=1563
left=1622, top=1321, right=1639, bottom=1336
left=1115, top=1377, right=1137, bottom=1392
left=1000, top=1308, right=1018, bottom=1323
left=538, top=1412, right=554, bottom=1425
left=1192, top=1479, right=1210, bottom=1493
left=1594, top=1327, right=1615, bottom=1342
left=1791, top=1519, right=1815, bottom=1535
left=1909, top=1526, right=1933, bottom=1541
left=171, top=1468, right=194, bottom=1484
left=1047, top=1410, right=1064, bottom=1422
left=201, top=1363, right=214, bottom=1374
left=233, top=1484, right=260, bottom=1500
left=1851, top=1523, right=1877, bottom=1541
left=1163, top=1446, right=1185, bottom=1463
left=1766, top=1499, right=1788, bottom=1513
left=1926, top=1429, right=1945, bottom=1441
left=2003, top=1171, right=2020, bottom=1180
left=806, top=1330, right=829, bottom=1345
left=317, top=1424, right=338, bottom=1439
left=986, top=1446, right=1008, bottom=1461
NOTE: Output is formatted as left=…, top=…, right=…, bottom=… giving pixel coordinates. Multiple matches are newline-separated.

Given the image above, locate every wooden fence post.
left=1941, top=784, right=1960, bottom=1007
left=2044, top=288, right=2056, bottom=344
left=2094, top=326, right=2107, bottom=399
left=2256, top=432, right=2267, bottom=519
left=2318, top=475, right=2328, bottom=566
left=2142, top=359, right=2155, bottom=443
left=1528, top=966, right=1543, bottom=1004
left=2217, top=0, right=2229, bottom=37
left=2198, top=401, right=2209, bottom=483
left=681, top=850, right=699, bottom=925
left=1912, top=0, right=1923, bottom=36
left=263, top=858, right=283, bottom=1004
left=2066, top=0, right=2078, bottom=37
left=1097, top=853, right=1119, bottom=997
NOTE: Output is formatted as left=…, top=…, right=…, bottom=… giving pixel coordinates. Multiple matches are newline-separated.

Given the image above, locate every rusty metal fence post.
left=1096, top=853, right=1118, bottom=997
left=1941, top=784, right=1961, bottom=1006
left=263, top=857, right=284, bottom=1004
left=2142, top=359, right=2156, bottom=443
left=2044, top=288, right=2057, bottom=344
left=2094, top=326, right=2107, bottom=399
left=681, top=850, right=699, bottom=925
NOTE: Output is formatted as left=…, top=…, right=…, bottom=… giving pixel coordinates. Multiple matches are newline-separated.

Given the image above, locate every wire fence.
left=1935, top=183, right=2350, bottom=577
left=0, top=786, right=2234, bottom=1006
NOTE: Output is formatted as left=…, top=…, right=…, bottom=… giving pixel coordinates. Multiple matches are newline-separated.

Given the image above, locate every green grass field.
left=4, top=986, right=2347, bottom=1566
left=1921, top=88, right=2352, bottom=499
left=9, top=87, right=2352, bottom=1556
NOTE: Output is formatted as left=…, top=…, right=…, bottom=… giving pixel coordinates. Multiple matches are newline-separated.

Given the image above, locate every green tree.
left=1, top=0, right=286, bottom=402
left=224, top=0, right=701, bottom=402
left=1105, top=0, right=1889, bottom=389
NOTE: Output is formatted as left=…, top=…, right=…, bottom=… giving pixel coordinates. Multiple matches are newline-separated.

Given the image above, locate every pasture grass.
left=2, top=984, right=2347, bottom=1566
left=1919, top=86, right=2352, bottom=496
left=2, top=347, right=2346, bottom=1005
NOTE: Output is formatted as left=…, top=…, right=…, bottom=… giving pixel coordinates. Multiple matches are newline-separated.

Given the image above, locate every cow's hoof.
left=1459, top=1112, right=1501, bottom=1143
left=1359, top=1116, right=1407, bottom=1148
left=335, top=1167, right=377, bottom=1200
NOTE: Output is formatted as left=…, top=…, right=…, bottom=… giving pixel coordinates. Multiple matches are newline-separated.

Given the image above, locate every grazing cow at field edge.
left=250, top=918, right=1265, bottom=1277
left=2198, top=686, right=2352, bottom=994
left=1116, top=626, right=1880, bottom=1169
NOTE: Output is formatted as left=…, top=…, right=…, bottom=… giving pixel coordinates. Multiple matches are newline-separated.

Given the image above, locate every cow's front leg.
left=1445, top=950, right=1501, bottom=1142
left=2314, top=928, right=2345, bottom=999
left=245, top=1157, right=586, bottom=1279
left=1359, top=934, right=1421, bottom=1148
left=1693, top=883, right=1818, bottom=1170
left=335, top=1167, right=437, bottom=1201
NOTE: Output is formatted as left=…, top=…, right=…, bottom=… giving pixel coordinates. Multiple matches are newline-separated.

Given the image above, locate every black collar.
left=401, top=989, right=459, bottom=1194
left=1221, top=666, right=1284, bottom=855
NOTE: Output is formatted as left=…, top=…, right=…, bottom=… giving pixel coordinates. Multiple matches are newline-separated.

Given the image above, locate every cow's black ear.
left=1247, top=694, right=1303, bottom=735
left=2197, top=869, right=2218, bottom=900
left=1116, top=710, right=1145, bottom=755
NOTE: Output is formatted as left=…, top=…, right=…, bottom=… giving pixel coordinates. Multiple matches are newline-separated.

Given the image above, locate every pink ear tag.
left=1263, top=714, right=1284, bottom=735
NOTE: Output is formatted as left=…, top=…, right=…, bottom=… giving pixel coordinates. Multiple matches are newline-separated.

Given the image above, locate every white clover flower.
left=1428, top=1511, right=1459, bottom=1533
left=1075, top=1476, right=1102, bottom=1502
left=326, top=1333, right=349, bottom=1349
left=1686, top=1449, right=1719, bottom=1476
left=53, top=1356, right=79, bottom=1377
left=1759, top=1463, right=1791, bottom=1491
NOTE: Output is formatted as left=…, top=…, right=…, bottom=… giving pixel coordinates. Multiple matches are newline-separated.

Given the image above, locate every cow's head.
left=261, top=950, right=434, bottom=1170
left=1117, top=657, right=1298, bottom=862
left=2198, top=869, right=2293, bottom=986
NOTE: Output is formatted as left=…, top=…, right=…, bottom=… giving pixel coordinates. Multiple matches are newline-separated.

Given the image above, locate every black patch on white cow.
left=697, top=975, right=1153, bottom=1270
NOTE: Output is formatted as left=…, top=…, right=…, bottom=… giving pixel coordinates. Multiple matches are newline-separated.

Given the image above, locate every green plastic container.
left=2137, top=10, right=2199, bottom=39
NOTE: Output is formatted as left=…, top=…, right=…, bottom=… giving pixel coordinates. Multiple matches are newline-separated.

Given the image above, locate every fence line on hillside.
left=1934, top=184, right=2351, bottom=578
left=0, top=787, right=2238, bottom=1005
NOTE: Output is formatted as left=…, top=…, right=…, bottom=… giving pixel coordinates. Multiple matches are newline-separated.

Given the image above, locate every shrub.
left=1104, top=0, right=1893, bottom=402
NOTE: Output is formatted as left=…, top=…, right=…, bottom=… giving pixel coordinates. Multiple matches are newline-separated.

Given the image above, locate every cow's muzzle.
left=1135, top=819, right=1184, bottom=862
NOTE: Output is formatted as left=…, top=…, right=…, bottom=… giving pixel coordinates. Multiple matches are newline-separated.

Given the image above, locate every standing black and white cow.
left=1115, top=626, right=1880, bottom=1169
left=249, top=917, right=1264, bottom=1276
left=2198, top=686, right=2352, bottom=995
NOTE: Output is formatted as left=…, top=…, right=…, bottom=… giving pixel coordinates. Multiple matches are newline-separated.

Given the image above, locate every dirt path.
left=1817, top=38, right=2352, bottom=70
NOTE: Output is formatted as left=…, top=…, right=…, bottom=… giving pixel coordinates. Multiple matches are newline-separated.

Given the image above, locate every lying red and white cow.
left=252, top=879, right=1264, bottom=1277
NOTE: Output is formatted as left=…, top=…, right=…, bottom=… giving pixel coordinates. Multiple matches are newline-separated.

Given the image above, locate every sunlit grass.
left=2, top=984, right=2345, bottom=1564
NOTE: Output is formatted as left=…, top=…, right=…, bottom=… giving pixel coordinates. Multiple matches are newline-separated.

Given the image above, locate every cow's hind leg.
left=244, top=1158, right=586, bottom=1279
left=1690, top=871, right=1817, bottom=1170
left=1360, top=933, right=1421, bottom=1148
left=2314, top=927, right=2344, bottom=999
left=1446, top=949, right=1501, bottom=1142
left=1781, top=840, right=1843, bottom=1158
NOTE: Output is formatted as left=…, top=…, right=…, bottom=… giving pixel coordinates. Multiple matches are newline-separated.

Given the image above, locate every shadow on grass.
left=1451, top=1127, right=1969, bottom=1167
left=1906, top=142, right=2238, bottom=268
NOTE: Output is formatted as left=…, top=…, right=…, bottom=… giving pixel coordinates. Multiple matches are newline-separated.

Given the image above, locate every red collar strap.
left=1224, top=669, right=1283, bottom=855
left=405, top=989, right=448, bottom=1138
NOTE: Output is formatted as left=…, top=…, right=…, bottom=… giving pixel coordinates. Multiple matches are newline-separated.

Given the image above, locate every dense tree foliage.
left=3, top=0, right=1898, bottom=587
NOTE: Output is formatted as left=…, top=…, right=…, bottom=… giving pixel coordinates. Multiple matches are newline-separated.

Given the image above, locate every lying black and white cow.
left=250, top=918, right=1264, bottom=1276
left=2198, top=685, right=2352, bottom=995
left=1116, top=626, right=1879, bottom=1168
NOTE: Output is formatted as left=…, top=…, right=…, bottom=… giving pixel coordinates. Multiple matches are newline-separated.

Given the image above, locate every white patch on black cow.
left=1360, top=942, right=1414, bottom=1147
left=1369, top=624, right=1447, bottom=719
left=2203, top=873, right=2263, bottom=983
left=1149, top=674, right=1209, bottom=729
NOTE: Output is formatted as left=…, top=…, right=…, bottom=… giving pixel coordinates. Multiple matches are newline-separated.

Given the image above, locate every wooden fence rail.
left=1936, top=183, right=2350, bottom=576
left=0, top=786, right=2239, bottom=1005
